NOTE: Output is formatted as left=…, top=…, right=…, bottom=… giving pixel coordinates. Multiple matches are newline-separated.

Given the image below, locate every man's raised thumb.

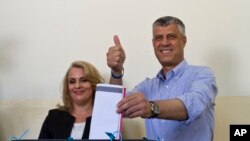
left=114, top=35, right=121, bottom=46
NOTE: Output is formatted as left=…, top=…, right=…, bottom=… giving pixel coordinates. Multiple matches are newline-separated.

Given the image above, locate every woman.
left=39, top=60, right=104, bottom=139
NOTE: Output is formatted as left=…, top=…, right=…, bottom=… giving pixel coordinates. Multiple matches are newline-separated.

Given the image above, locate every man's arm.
left=155, top=99, right=188, bottom=120
left=116, top=93, right=188, bottom=120
left=109, top=69, right=123, bottom=85
left=116, top=67, right=217, bottom=120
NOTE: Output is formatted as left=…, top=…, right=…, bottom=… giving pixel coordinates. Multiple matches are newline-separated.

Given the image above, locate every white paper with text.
left=89, top=84, right=125, bottom=139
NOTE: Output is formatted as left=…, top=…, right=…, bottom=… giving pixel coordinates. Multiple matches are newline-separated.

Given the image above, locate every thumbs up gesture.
left=106, top=35, right=126, bottom=73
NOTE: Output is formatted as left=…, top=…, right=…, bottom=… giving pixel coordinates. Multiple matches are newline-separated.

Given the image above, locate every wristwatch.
left=149, top=101, right=160, bottom=118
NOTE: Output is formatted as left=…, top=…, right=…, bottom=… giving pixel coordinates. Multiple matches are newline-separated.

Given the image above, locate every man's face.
left=152, top=24, right=186, bottom=68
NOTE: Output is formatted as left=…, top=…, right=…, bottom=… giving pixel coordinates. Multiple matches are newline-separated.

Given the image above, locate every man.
left=107, top=16, right=217, bottom=141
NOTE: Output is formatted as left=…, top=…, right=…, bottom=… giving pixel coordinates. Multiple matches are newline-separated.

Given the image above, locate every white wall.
left=1, top=0, right=250, bottom=140
left=1, top=0, right=250, bottom=99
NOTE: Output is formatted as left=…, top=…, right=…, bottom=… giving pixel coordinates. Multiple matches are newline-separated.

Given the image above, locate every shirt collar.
left=157, top=59, right=188, bottom=80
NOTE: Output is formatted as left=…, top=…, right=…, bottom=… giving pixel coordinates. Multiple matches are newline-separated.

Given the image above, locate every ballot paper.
left=89, top=83, right=126, bottom=139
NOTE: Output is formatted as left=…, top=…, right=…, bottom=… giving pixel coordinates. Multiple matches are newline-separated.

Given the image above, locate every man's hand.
left=107, top=35, right=126, bottom=73
left=116, top=93, right=152, bottom=118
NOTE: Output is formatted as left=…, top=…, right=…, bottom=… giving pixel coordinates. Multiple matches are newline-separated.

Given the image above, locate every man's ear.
left=184, top=36, right=187, bottom=43
left=183, top=36, right=187, bottom=47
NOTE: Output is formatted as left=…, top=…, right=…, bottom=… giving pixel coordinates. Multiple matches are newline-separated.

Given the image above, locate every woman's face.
left=67, top=67, right=94, bottom=105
